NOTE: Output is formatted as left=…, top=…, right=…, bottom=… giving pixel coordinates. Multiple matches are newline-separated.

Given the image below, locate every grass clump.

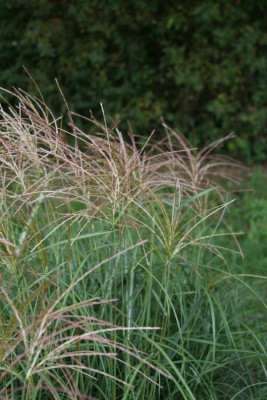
left=0, top=88, right=266, bottom=399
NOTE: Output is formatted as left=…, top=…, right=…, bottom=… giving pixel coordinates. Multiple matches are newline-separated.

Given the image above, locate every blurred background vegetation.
left=1, top=0, right=267, bottom=162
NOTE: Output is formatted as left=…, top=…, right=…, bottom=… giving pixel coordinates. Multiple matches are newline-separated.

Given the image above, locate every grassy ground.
left=229, top=167, right=267, bottom=275
left=0, top=88, right=266, bottom=399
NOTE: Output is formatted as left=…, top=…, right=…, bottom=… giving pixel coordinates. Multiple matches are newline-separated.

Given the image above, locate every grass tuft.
left=0, top=88, right=266, bottom=399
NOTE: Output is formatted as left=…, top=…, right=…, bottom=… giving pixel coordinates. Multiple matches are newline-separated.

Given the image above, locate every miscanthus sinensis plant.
left=0, top=87, right=266, bottom=399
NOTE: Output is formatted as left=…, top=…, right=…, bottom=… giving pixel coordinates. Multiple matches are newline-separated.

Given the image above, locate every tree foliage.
left=1, top=0, right=267, bottom=161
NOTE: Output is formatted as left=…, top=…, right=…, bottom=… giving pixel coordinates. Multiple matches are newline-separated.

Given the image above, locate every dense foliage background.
left=1, top=0, right=267, bottom=161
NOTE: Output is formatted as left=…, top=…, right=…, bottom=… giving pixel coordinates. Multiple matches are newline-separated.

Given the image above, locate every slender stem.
left=16, top=192, right=44, bottom=256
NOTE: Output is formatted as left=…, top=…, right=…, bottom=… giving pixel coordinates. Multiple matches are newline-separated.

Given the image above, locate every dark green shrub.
left=1, top=0, right=267, bottom=161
